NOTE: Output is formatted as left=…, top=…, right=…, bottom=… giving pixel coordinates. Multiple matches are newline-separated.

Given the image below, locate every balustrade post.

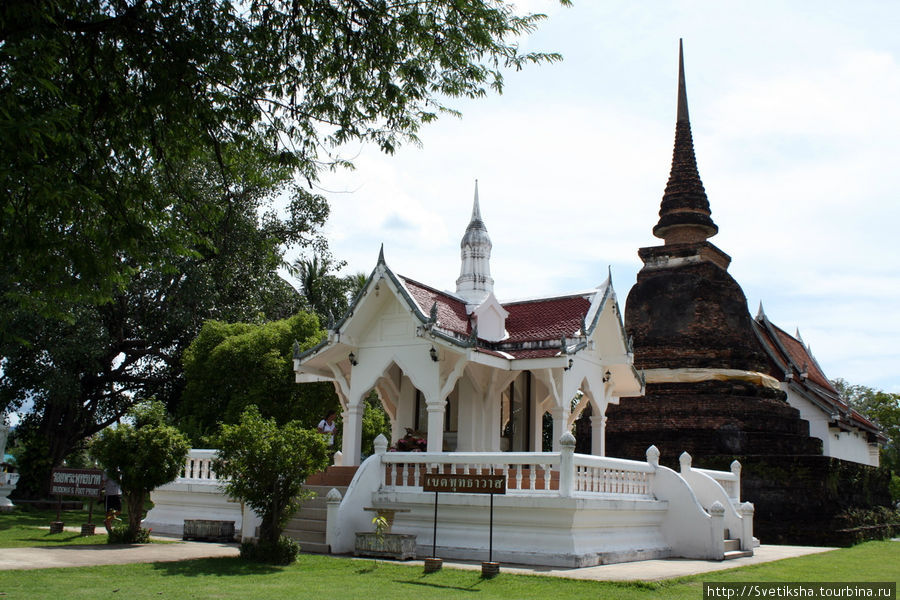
left=374, top=434, right=387, bottom=489
left=730, top=460, right=742, bottom=501
left=739, top=502, right=755, bottom=551
left=679, top=451, right=692, bottom=473
left=559, top=432, right=576, bottom=497
left=325, top=488, right=343, bottom=553
left=709, top=501, right=726, bottom=559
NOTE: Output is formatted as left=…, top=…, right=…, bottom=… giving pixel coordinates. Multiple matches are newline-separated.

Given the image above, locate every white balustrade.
left=380, top=451, right=655, bottom=499
left=179, top=449, right=220, bottom=482
left=694, top=466, right=739, bottom=501
left=573, top=455, right=655, bottom=497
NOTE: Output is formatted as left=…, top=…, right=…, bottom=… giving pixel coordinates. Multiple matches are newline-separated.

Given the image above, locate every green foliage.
left=213, top=407, right=329, bottom=550
left=239, top=536, right=301, bottom=565
left=1, top=0, right=565, bottom=324
left=833, top=378, right=900, bottom=473
left=107, top=524, right=152, bottom=545
left=91, top=402, right=190, bottom=535
left=361, top=393, right=392, bottom=457
left=891, top=474, right=900, bottom=503
left=1, top=157, right=311, bottom=496
left=178, top=312, right=335, bottom=443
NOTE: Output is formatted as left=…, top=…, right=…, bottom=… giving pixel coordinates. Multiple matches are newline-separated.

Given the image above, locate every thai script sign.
left=50, top=468, right=105, bottom=498
left=422, top=474, right=506, bottom=494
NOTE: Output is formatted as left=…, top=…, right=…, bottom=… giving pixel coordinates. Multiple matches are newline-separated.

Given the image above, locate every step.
left=284, top=528, right=326, bottom=545
left=723, top=550, right=753, bottom=560
left=305, top=466, right=359, bottom=487
left=724, top=539, right=741, bottom=553
left=285, top=517, right=326, bottom=533
left=298, top=541, right=330, bottom=554
left=292, top=506, right=327, bottom=521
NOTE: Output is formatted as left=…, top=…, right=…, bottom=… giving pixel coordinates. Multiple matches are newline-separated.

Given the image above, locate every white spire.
left=456, top=180, right=494, bottom=305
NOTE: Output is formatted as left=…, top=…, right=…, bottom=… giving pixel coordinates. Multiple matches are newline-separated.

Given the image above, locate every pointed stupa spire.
left=456, top=180, right=494, bottom=305
left=653, top=39, right=718, bottom=245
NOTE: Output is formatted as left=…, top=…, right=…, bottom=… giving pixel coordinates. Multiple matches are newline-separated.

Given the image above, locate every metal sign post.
left=422, top=472, right=506, bottom=577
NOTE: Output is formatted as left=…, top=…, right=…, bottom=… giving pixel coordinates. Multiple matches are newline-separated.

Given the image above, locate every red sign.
left=50, top=468, right=105, bottom=498
left=423, top=473, right=506, bottom=494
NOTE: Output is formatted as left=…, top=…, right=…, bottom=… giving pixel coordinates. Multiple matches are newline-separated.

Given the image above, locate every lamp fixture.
left=563, top=358, right=574, bottom=371
left=603, top=370, right=611, bottom=383
left=348, top=352, right=358, bottom=366
left=429, top=346, right=438, bottom=362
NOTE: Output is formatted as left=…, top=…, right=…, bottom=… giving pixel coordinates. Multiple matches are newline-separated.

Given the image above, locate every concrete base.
left=375, top=490, right=673, bottom=568
left=144, top=482, right=242, bottom=538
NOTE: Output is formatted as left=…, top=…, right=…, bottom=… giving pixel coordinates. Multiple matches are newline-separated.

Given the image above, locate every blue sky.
left=297, top=1, right=900, bottom=393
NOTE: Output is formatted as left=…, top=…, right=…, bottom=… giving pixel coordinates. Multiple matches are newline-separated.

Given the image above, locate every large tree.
left=0, top=153, right=318, bottom=497
left=177, top=311, right=335, bottom=443
left=1, top=0, right=566, bottom=326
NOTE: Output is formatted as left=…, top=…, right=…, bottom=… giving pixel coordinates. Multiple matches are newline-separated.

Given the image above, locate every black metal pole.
left=490, top=492, right=496, bottom=563
left=432, top=490, right=439, bottom=558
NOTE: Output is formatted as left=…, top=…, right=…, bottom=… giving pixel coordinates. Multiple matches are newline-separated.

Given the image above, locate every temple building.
left=293, top=184, right=643, bottom=465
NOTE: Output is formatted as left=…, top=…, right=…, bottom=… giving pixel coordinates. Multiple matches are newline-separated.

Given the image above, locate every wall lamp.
left=348, top=352, right=358, bottom=366
left=603, top=370, right=611, bottom=383
left=429, top=346, right=438, bottom=362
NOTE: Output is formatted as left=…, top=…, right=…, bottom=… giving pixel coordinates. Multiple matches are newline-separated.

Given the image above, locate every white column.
left=425, top=401, right=445, bottom=453
left=550, top=406, right=568, bottom=452
left=341, top=402, right=364, bottom=466
left=455, top=378, right=476, bottom=452
left=590, top=415, right=607, bottom=456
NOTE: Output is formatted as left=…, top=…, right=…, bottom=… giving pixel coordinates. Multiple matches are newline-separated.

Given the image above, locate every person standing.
left=317, top=410, right=337, bottom=447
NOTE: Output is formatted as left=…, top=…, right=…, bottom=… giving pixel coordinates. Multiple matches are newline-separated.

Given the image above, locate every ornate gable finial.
left=377, top=243, right=386, bottom=266
left=429, top=301, right=438, bottom=324
left=292, top=340, right=301, bottom=359
left=652, top=39, right=718, bottom=246
left=795, top=327, right=804, bottom=344
left=580, top=314, right=587, bottom=336
left=756, top=301, right=766, bottom=321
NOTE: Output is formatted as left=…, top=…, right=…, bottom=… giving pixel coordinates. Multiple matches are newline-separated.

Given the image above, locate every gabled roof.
left=400, top=276, right=605, bottom=359
left=297, top=245, right=630, bottom=371
left=753, top=310, right=885, bottom=441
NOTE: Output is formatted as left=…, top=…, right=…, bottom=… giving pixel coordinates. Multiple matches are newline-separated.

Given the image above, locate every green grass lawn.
left=0, top=502, right=169, bottom=548
left=1, top=541, right=897, bottom=600
left=0, top=506, right=109, bottom=548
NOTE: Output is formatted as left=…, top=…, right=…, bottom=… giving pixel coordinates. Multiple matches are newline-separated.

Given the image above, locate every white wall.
left=785, top=388, right=878, bottom=466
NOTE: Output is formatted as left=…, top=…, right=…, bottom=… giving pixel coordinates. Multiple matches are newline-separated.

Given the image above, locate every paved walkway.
left=0, top=541, right=836, bottom=580
left=430, top=545, right=837, bottom=581
left=0, top=540, right=239, bottom=571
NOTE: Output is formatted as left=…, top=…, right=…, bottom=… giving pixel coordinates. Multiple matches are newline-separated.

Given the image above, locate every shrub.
left=213, top=406, right=329, bottom=557
left=239, top=536, right=301, bottom=565
left=107, top=524, right=152, bottom=544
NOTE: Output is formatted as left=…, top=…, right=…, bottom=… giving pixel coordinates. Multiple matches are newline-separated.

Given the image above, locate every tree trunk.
left=124, top=491, right=145, bottom=536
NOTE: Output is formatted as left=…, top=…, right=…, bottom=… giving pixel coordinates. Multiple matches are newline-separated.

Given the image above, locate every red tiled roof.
left=400, top=277, right=592, bottom=347
left=754, top=318, right=883, bottom=434
left=502, top=295, right=591, bottom=343
left=769, top=325, right=838, bottom=395
left=400, top=277, right=470, bottom=337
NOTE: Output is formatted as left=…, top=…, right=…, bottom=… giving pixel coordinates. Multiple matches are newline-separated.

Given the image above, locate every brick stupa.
left=606, top=41, right=820, bottom=460
left=604, top=43, right=895, bottom=545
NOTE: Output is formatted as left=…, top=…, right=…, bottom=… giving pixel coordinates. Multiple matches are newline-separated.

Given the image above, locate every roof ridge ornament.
left=652, top=39, right=719, bottom=246
left=377, top=243, right=386, bottom=266
left=756, top=301, right=766, bottom=321
left=456, top=180, right=495, bottom=304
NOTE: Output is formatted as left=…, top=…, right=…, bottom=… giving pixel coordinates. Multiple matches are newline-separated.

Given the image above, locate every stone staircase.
left=722, top=531, right=753, bottom=560
left=283, top=466, right=357, bottom=554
